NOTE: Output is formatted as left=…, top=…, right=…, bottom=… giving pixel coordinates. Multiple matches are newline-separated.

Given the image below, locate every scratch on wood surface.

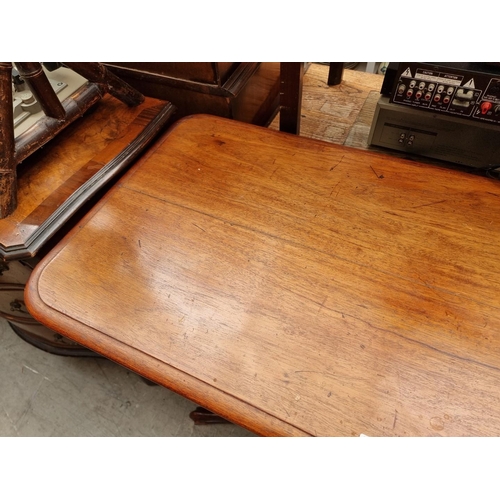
left=370, top=165, right=384, bottom=179
left=279, top=402, right=290, bottom=417
left=330, top=155, right=345, bottom=171
left=393, top=409, right=398, bottom=429
left=294, top=370, right=337, bottom=379
left=411, top=200, right=446, bottom=209
left=417, top=275, right=450, bottom=301
left=317, top=296, right=328, bottom=313
left=329, top=180, right=341, bottom=197
left=192, top=223, right=206, bottom=232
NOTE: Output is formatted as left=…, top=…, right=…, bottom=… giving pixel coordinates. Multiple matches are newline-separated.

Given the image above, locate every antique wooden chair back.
left=0, top=62, right=145, bottom=219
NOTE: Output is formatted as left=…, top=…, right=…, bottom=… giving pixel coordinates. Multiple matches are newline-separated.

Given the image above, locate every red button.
left=481, top=101, right=493, bottom=114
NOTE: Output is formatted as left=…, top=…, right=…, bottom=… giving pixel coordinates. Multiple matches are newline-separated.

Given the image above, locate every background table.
left=26, top=114, right=500, bottom=436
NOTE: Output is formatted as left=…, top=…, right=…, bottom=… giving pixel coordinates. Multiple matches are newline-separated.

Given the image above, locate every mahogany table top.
left=26, top=114, right=500, bottom=436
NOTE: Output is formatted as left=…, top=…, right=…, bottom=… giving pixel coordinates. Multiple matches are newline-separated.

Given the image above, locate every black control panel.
left=388, top=62, right=500, bottom=126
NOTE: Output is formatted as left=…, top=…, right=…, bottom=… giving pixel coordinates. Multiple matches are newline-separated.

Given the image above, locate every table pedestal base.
left=10, top=322, right=102, bottom=357
left=189, top=407, right=232, bottom=426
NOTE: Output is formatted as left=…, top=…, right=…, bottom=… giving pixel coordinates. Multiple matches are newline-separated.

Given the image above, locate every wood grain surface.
left=0, top=95, right=171, bottom=259
left=26, top=114, right=500, bottom=436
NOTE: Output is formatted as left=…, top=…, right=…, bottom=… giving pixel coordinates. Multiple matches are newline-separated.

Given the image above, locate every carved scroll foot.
left=189, top=407, right=232, bottom=425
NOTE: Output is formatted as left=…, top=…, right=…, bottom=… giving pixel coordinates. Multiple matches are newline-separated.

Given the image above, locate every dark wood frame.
left=279, top=62, right=304, bottom=134
left=0, top=102, right=176, bottom=261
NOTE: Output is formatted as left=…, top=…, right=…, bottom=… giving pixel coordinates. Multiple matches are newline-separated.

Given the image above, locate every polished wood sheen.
left=0, top=94, right=174, bottom=260
left=26, top=114, right=500, bottom=436
left=0, top=63, right=149, bottom=218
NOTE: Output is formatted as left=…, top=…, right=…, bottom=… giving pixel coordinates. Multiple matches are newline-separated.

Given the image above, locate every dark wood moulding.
left=0, top=97, right=176, bottom=261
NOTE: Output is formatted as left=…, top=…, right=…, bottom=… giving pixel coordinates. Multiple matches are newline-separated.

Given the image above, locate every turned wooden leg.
left=328, top=63, right=344, bottom=86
